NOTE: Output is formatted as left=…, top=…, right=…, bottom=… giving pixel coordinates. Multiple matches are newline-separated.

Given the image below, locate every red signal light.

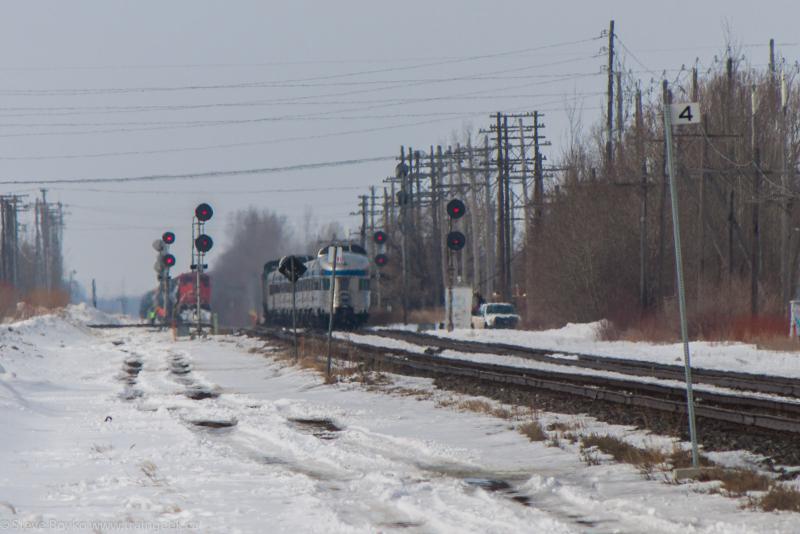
left=194, top=234, right=214, bottom=253
left=373, top=230, right=388, bottom=244
left=195, top=203, right=214, bottom=222
left=162, top=231, right=175, bottom=244
left=374, top=253, right=388, bottom=267
left=446, top=231, right=466, bottom=251
left=163, top=253, right=176, bottom=267
left=446, top=199, right=466, bottom=220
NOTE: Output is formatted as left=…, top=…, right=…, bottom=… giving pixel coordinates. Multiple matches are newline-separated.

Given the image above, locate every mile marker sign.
left=670, top=102, right=701, bottom=126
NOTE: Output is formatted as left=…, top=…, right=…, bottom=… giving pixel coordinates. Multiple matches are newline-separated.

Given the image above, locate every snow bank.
left=429, top=323, right=800, bottom=378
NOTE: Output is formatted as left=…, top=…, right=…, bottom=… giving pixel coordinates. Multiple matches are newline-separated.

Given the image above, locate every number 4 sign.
left=670, top=102, right=701, bottom=125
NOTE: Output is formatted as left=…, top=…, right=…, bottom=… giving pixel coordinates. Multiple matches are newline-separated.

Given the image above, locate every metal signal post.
left=278, top=256, right=306, bottom=363
left=663, top=95, right=701, bottom=470
left=192, top=203, right=214, bottom=336
left=446, top=199, right=467, bottom=332
left=326, top=246, right=340, bottom=377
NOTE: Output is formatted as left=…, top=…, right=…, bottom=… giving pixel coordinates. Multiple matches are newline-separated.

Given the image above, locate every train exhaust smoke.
left=209, top=208, right=292, bottom=327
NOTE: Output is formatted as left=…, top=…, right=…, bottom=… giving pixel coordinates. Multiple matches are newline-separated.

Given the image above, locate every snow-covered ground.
left=336, top=331, right=800, bottom=407
left=1, top=307, right=798, bottom=533
left=412, top=322, right=800, bottom=378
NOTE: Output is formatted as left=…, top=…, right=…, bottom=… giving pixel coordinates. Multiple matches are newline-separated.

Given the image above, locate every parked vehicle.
left=471, top=302, right=520, bottom=329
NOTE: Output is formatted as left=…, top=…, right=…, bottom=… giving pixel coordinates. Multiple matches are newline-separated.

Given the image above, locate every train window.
left=322, top=279, right=330, bottom=290
left=350, top=244, right=367, bottom=255
left=338, top=278, right=350, bottom=290
left=359, top=279, right=370, bottom=291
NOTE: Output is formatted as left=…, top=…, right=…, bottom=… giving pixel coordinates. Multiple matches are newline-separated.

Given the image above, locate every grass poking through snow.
left=518, top=421, right=547, bottom=442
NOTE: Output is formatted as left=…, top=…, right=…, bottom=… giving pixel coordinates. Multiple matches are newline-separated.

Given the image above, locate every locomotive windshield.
left=317, top=244, right=367, bottom=256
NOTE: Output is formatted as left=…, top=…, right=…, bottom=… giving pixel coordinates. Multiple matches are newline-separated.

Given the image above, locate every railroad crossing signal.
left=446, top=231, right=466, bottom=251
left=195, top=203, right=213, bottom=222
left=446, top=199, right=466, bottom=219
left=374, top=253, right=388, bottom=267
left=278, top=255, right=307, bottom=282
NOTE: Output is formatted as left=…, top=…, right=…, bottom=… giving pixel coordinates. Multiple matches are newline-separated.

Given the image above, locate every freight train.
left=139, top=272, right=211, bottom=324
left=262, top=243, right=370, bottom=329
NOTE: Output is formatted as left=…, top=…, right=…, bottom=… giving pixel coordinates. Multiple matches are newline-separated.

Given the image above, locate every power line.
left=52, top=184, right=372, bottom=195
left=0, top=87, right=602, bottom=118
left=0, top=155, right=396, bottom=186
left=0, top=75, right=600, bottom=140
left=0, top=95, right=594, bottom=129
left=0, top=36, right=603, bottom=96
left=0, top=37, right=605, bottom=73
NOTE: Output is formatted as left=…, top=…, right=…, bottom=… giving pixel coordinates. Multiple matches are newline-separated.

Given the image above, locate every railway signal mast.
left=278, top=255, right=307, bottom=362
left=152, top=231, right=176, bottom=325
left=192, top=203, right=214, bottom=335
left=373, top=230, right=388, bottom=309
left=395, top=161, right=410, bottom=325
left=446, top=199, right=467, bottom=332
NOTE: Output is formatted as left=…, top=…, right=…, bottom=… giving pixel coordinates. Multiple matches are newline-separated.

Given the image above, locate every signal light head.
left=446, top=199, right=466, bottom=220
left=195, top=203, right=213, bottom=222
left=163, top=253, right=176, bottom=267
left=161, top=231, right=175, bottom=245
left=194, top=234, right=214, bottom=253
left=446, top=231, right=466, bottom=251
left=374, top=253, right=389, bottom=267
left=373, top=230, right=387, bottom=244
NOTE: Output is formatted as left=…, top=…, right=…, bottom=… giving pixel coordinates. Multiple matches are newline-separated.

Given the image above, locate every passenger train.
left=262, top=243, right=370, bottom=329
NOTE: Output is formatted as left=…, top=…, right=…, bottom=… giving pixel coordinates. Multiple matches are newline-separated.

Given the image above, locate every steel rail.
left=372, top=329, right=800, bottom=398
left=250, top=327, right=800, bottom=435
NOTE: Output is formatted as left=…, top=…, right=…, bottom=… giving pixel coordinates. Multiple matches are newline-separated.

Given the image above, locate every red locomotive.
left=175, top=272, right=211, bottom=314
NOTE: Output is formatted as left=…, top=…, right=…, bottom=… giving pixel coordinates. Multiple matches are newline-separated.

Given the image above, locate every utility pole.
left=781, top=66, right=791, bottom=304
left=616, top=70, right=623, bottom=162
left=769, top=38, right=775, bottom=75
left=657, top=81, right=670, bottom=301
left=698, top=114, right=709, bottom=305
left=40, top=189, right=51, bottom=292
left=533, top=111, right=544, bottom=227
left=408, top=145, right=416, bottom=232
left=635, top=88, right=648, bottom=311
left=502, top=116, right=512, bottom=296
left=91, top=279, right=97, bottom=308
left=692, top=67, right=705, bottom=306
left=495, top=113, right=507, bottom=301
left=359, top=195, right=368, bottom=249
left=369, top=187, right=376, bottom=254
left=606, top=19, right=615, bottom=170
left=399, top=146, right=409, bottom=325
left=465, top=141, right=482, bottom=291
left=437, top=145, right=449, bottom=308
left=751, top=85, right=760, bottom=317
left=483, top=135, right=495, bottom=298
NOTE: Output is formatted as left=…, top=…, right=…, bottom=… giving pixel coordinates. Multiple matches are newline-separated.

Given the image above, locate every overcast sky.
left=0, top=0, right=797, bottom=297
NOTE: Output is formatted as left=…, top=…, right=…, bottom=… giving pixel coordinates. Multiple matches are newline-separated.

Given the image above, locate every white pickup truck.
left=471, top=302, right=521, bottom=329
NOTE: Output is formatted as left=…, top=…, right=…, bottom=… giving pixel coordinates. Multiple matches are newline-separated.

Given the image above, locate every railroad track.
left=247, top=326, right=800, bottom=436
left=370, top=329, right=800, bottom=398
